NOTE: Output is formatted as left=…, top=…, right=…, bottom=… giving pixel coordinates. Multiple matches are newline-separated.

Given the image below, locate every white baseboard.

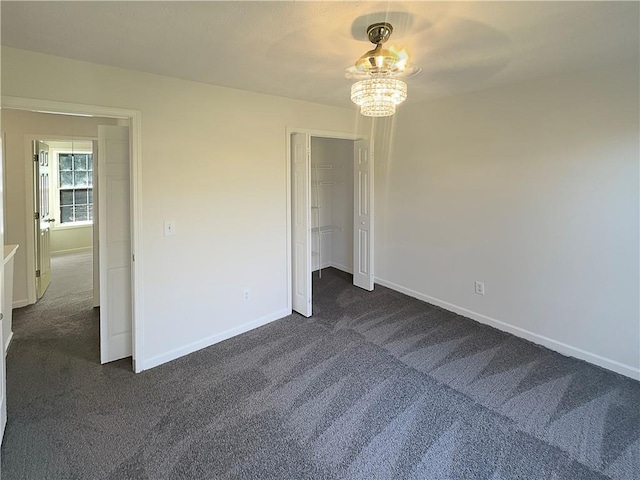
left=330, top=262, right=353, bottom=274
left=12, top=298, right=30, bottom=309
left=4, top=331, right=13, bottom=355
left=313, top=261, right=332, bottom=272
left=314, top=262, right=353, bottom=275
left=374, top=277, right=640, bottom=381
left=141, top=308, right=290, bottom=371
left=51, top=247, right=93, bottom=255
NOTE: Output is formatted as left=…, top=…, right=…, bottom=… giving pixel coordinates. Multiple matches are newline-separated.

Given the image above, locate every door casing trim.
left=2, top=96, right=144, bottom=373
left=285, top=127, right=373, bottom=314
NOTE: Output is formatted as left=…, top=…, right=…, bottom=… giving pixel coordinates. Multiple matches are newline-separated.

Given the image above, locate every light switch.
left=164, top=220, right=176, bottom=236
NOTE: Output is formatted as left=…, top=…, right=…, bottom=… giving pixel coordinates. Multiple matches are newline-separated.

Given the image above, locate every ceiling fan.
left=346, top=22, right=421, bottom=117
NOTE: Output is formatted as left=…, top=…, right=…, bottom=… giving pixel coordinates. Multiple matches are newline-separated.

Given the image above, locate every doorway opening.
left=288, top=129, right=374, bottom=318
left=309, top=136, right=354, bottom=277
left=32, top=138, right=96, bottom=302
left=1, top=97, right=142, bottom=372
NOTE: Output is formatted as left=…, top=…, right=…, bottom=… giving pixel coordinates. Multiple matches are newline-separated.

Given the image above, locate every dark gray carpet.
left=1, top=253, right=638, bottom=479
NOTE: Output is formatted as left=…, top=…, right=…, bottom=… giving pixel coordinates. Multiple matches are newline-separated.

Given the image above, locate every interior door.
left=0, top=131, right=7, bottom=443
left=98, top=126, right=132, bottom=364
left=353, top=139, right=374, bottom=290
left=291, top=133, right=312, bottom=317
left=33, top=140, right=52, bottom=299
left=92, top=140, right=100, bottom=308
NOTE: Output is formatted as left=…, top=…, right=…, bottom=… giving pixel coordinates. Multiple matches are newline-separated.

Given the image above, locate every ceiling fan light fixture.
left=348, top=22, right=417, bottom=117
left=351, top=77, right=407, bottom=117
left=360, top=97, right=396, bottom=117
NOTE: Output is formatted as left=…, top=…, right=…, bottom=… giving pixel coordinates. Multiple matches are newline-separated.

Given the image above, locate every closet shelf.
left=311, top=163, right=340, bottom=170
left=311, top=225, right=343, bottom=234
left=311, top=181, right=341, bottom=187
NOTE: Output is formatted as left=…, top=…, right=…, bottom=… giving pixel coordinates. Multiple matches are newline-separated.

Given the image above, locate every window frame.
left=49, top=148, right=95, bottom=229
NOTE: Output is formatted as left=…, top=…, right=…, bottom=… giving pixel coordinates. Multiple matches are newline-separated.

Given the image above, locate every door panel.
left=92, top=140, right=100, bottom=308
left=353, top=139, right=374, bottom=290
left=98, top=126, right=132, bottom=363
left=0, top=131, right=7, bottom=443
left=33, top=140, right=52, bottom=299
left=291, top=133, right=312, bottom=317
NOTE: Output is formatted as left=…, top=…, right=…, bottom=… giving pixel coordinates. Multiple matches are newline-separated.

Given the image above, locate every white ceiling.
left=1, top=1, right=638, bottom=108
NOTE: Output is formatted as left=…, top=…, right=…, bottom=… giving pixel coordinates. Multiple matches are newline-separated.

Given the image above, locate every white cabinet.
left=3, top=244, right=18, bottom=354
left=1, top=244, right=18, bottom=446
left=310, top=137, right=354, bottom=273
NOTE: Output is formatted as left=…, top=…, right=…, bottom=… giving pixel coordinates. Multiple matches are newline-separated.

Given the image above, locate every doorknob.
left=45, top=218, right=55, bottom=223
left=361, top=221, right=365, bottom=225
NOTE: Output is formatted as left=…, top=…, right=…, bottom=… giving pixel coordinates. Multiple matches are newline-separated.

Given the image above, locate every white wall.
left=374, top=66, right=640, bottom=378
left=1, top=47, right=365, bottom=369
left=50, top=227, right=92, bottom=255
left=2, top=108, right=116, bottom=307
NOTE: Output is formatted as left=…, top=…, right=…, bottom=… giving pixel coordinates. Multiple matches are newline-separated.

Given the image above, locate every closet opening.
left=310, top=137, right=354, bottom=279
left=289, top=130, right=373, bottom=318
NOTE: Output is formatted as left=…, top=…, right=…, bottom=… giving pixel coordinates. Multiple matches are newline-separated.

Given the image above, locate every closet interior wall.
left=310, top=137, right=354, bottom=273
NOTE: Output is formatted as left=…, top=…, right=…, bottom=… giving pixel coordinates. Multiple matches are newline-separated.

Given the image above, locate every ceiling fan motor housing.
left=367, top=22, right=393, bottom=45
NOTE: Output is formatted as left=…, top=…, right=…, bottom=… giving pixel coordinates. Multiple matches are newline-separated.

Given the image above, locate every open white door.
left=353, top=139, right=374, bottom=291
left=92, top=140, right=100, bottom=308
left=33, top=140, right=52, bottom=299
left=291, top=133, right=312, bottom=317
left=0, top=132, right=7, bottom=443
left=98, top=126, right=132, bottom=363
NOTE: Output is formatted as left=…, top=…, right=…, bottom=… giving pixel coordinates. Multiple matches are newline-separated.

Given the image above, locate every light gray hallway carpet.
left=1, top=253, right=638, bottom=479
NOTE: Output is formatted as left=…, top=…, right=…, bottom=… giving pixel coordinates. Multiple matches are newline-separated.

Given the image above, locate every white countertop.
left=4, top=245, right=19, bottom=265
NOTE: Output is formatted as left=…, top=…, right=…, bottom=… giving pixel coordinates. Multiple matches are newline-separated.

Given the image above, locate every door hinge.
left=34, top=212, right=39, bottom=220
left=33, top=154, right=38, bottom=162
left=35, top=269, right=41, bottom=278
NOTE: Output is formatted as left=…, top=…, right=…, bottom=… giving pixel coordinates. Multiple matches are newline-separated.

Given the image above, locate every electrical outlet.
left=163, top=220, right=176, bottom=236
left=475, top=281, right=485, bottom=296
left=243, top=289, right=250, bottom=301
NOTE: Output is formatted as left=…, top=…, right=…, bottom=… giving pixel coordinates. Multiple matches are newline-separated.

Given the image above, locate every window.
left=58, top=153, right=93, bottom=225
